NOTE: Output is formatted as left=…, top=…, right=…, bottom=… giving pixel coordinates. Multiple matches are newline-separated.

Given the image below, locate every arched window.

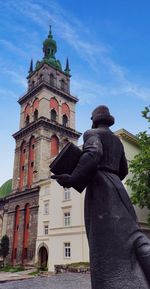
left=34, top=109, right=38, bottom=121
left=62, top=103, right=70, bottom=117
left=27, top=136, right=35, bottom=188
left=19, top=141, right=26, bottom=191
left=32, top=98, right=39, bottom=111
left=32, top=98, right=39, bottom=121
left=22, top=203, right=30, bottom=262
left=50, top=97, right=59, bottom=113
left=50, top=74, right=54, bottom=86
left=51, top=109, right=57, bottom=122
left=61, top=79, right=65, bottom=90
left=62, top=103, right=70, bottom=126
left=12, top=206, right=20, bottom=263
left=62, top=114, right=68, bottom=127
left=51, top=135, right=59, bottom=157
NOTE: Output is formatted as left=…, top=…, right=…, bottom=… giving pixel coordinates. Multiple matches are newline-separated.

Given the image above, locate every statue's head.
left=91, top=105, right=115, bottom=128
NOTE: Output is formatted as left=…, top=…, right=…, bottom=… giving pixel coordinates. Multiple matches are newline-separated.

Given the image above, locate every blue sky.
left=0, top=0, right=150, bottom=186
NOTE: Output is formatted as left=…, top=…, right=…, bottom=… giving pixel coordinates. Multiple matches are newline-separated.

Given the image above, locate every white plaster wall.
left=48, top=232, right=89, bottom=271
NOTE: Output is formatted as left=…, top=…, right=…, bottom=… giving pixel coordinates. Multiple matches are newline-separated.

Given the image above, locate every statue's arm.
left=69, top=130, right=103, bottom=187
left=51, top=130, right=103, bottom=192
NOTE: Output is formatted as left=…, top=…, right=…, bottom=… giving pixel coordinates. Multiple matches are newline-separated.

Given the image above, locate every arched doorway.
left=38, top=246, right=48, bottom=269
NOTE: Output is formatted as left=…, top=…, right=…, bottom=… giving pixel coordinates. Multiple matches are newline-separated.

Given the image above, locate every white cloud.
left=0, top=88, right=17, bottom=99
left=1, top=68, right=27, bottom=89
left=2, top=0, right=150, bottom=101
left=0, top=39, right=28, bottom=59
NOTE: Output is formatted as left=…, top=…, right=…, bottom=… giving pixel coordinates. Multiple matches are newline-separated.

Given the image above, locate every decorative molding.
left=6, top=186, right=40, bottom=201
left=18, top=80, right=78, bottom=105
left=115, top=128, right=139, bottom=147
left=13, top=117, right=81, bottom=140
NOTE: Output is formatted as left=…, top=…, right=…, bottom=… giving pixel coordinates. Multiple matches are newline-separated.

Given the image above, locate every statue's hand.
left=51, top=174, right=72, bottom=188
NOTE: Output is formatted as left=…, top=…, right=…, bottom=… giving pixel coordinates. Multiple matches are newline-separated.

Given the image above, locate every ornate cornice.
left=115, top=128, right=139, bottom=147
left=18, top=80, right=78, bottom=104
left=13, top=117, right=81, bottom=140
left=6, top=186, right=40, bottom=201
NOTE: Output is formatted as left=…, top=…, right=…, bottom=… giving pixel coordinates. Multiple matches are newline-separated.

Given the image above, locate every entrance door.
left=39, top=246, right=48, bottom=269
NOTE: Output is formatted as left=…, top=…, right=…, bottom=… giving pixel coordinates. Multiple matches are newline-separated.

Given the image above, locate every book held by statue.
left=49, top=142, right=82, bottom=175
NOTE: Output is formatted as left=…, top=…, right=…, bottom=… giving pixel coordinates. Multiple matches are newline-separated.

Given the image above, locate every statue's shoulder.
left=83, top=129, right=99, bottom=141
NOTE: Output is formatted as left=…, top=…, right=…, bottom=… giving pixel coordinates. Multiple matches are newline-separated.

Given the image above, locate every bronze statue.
left=52, top=105, right=150, bottom=289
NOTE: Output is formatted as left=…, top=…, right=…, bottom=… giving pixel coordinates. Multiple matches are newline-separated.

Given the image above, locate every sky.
left=0, top=0, right=150, bottom=186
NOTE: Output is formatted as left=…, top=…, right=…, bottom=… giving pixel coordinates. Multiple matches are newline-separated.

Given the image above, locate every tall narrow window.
left=25, top=115, right=30, bottom=125
left=64, top=242, right=71, bottom=258
left=64, top=212, right=71, bottom=226
left=44, top=202, right=49, bottom=215
left=44, top=224, right=49, bottom=235
left=64, top=188, right=71, bottom=201
left=51, top=135, right=59, bottom=157
left=51, top=109, right=57, bottom=122
left=24, top=104, right=30, bottom=126
left=39, top=74, right=43, bottom=83
left=62, top=103, right=70, bottom=127
left=61, top=79, right=65, bottom=90
left=34, top=109, right=38, bottom=121
left=50, top=98, right=59, bottom=115
left=27, top=136, right=35, bottom=188
left=32, top=98, right=39, bottom=122
left=50, top=74, right=54, bottom=86
left=22, top=204, right=30, bottom=262
left=19, top=141, right=26, bottom=191
left=62, top=114, right=68, bottom=127
left=31, top=81, right=35, bottom=88
left=12, top=206, right=20, bottom=263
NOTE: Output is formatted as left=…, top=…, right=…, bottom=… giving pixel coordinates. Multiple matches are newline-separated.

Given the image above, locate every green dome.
left=0, top=179, right=12, bottom=198
left=43, top=37, right=57, bottom=52
left=43, top=26, right=57, bottom=58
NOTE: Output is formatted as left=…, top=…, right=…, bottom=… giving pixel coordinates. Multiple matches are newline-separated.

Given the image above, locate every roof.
left=115, top=128, right=139, bottom=147
left=0, top=179, right=12, bottom=198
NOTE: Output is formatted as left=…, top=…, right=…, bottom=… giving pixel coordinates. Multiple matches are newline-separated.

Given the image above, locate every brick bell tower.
left=6, top=26, right=81, bottom=266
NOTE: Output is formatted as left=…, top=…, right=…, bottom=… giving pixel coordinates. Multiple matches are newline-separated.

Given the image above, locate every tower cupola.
left=43, top=25, right=57, bottom=59
left=42, top=26, right=62, bottom=71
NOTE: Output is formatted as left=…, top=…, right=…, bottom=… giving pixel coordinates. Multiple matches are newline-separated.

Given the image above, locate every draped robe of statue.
left=52, top=125, right=150, bottom=289
left=70, top=127, right=150, bottom=289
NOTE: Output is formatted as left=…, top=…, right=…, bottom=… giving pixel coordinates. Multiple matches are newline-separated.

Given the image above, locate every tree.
left=0, top=235, right=9, bottom=262
left=126, top=106, right=150, bottom=224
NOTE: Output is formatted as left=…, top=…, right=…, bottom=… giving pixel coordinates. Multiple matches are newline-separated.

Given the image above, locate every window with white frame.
left=44, top=202, right=49, bottom=215
left=64, top=188, right=71, bottom=201
left=44, top=186, right=50, bottom=196
left=64, top=212, right=71, bottom=226
left=64, top=242, right=71, bottom=258
left=44, top=224, right=49, bottom=235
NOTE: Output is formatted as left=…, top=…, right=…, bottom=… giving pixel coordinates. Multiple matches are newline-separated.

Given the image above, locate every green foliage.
left=68, top=262, right=89, bottom=268
left=0, top=179, right=12, bottom=198
left=0, top=265, right=24, bottom=272
left=126, top=106, right=150, bottom=224
left=0, top=235, right=9, bottom=259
